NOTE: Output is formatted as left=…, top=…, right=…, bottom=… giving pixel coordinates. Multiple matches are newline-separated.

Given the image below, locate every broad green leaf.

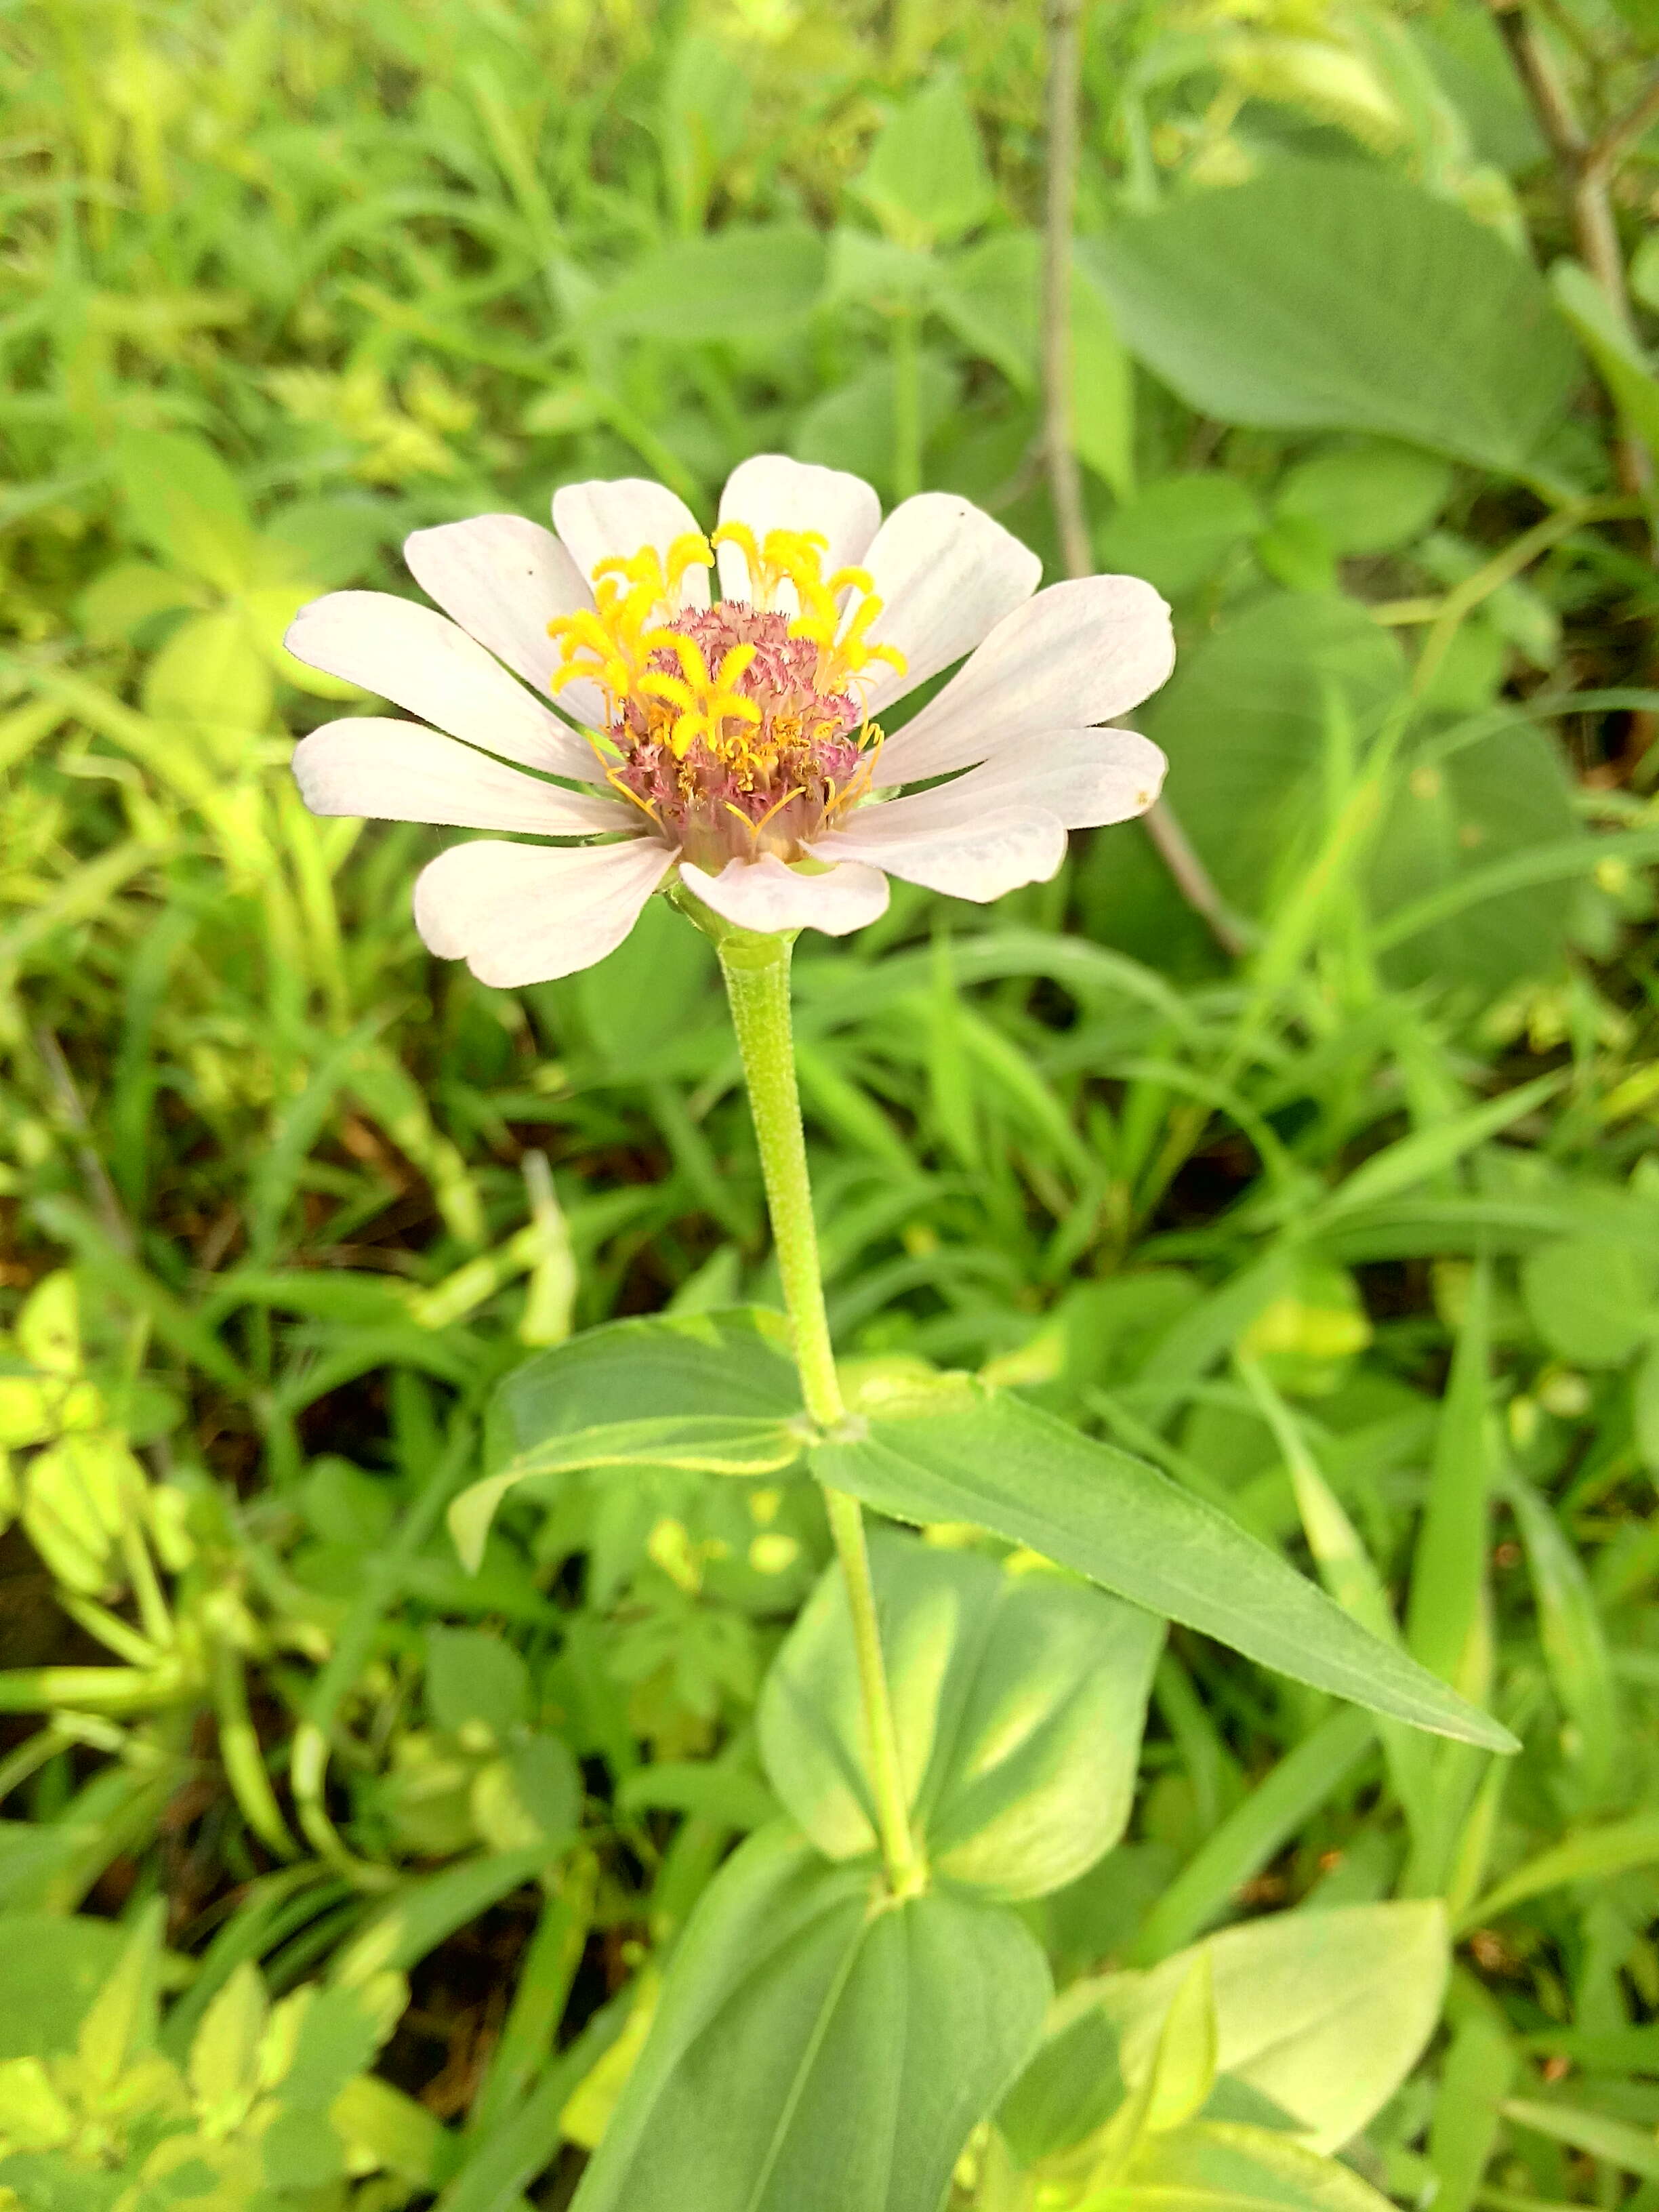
left=22, top=1432, right=146, bottom=1595
left=1521, top=1234, right=1658, bottom=1367
left=1275, top=441, right=1451, bottom=554
left=470, top=1736, right=581, bottom=1854
left=497, top=1307, right=801, bottom=1448
left=1084, top=163, right=1580, bottom=476
left=0, top=1914, right=125, bottom=2058
left=140, top=607, right=272, bottom=731
left=1140, top=594, right=1404, bottom=919
left=1549, top=259, right=1659, bottom=451
left=451, top=1414, right=807, bottom=1571
left=759, top=1534, right=1163, bottom=1899
left=116, top=429, right=260, bottom=593
left=425, top=1626, right=532, bottom=1740
left=1112, top=1902, right=1448, bottom=2152
left=1094, top=475, right=1263, bottom=600
left=1367, top=722, right=1584, bottom=993
left=586, top=224, right=826, bottom=342
left=811, top=1384, right=1515, bottom=1748
left=1109, top=2118, right=1400, bottom=2212
left=569, top=1825, right=1050, bottom=2212
left=853, top=75, right=994, bottom=245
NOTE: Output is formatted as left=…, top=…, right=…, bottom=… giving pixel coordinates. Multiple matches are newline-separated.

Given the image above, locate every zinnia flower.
left=285, top=456, right=1174, bottom=983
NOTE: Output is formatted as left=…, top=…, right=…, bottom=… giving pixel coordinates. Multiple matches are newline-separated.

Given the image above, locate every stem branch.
left=718, top=930, right=923, bottom=1898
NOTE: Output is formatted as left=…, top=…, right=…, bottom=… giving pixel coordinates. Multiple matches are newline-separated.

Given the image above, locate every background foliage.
left=1, top=0, right=1658, bottom=2203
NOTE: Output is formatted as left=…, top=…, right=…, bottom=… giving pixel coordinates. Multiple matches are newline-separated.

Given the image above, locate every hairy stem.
left=718, top=929, right=924, bottom=1898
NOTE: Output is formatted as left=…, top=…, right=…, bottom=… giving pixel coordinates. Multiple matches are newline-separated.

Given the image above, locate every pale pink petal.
left=857, top=493, right=1042, bottom=716
left=714, top=455, right=881, bottom=606
left=293, top=718, right=632, bottom=836
left=413, top=836, right=674, bottom=987
left=678, top=853, right=890, bottom=937
left=880, top=729, right=1167, bottom=832
left=551, top=478, right=711, bottom=610
left=880, top=576, right=1175, bottom=783
left=402, top=515, right=609, bottom=731
left=809, top=806, right=1067, bottom=902
left=284, top=592, right=594, bottom=779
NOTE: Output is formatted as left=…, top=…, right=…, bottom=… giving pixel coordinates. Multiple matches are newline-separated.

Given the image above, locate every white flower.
left=285, top=455, right=1174, bottom=985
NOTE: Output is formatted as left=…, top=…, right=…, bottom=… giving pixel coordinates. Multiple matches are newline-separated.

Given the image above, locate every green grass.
left=1, top=0, right=1658, bottom=2205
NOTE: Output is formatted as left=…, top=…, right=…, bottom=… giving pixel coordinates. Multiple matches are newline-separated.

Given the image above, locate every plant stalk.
left=718, top=928, right=924, bottom=1898
left=1039, top=0, right=1248, bottom=958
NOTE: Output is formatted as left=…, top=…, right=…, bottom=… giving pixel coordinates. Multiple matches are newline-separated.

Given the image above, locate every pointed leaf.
left=811, top=1385, right=1515, bottom=1748
left=569, top=1825, right=1050, bottom=2212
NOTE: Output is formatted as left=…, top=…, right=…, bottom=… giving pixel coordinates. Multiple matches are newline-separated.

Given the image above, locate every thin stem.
left=718, top=929, right=924, bottom=1898
left=1042, top=0, right=1090, bottom=583
left=1040, top=0, right=1248, bottom=959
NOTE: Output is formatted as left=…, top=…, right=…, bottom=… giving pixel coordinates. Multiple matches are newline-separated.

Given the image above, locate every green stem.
left=718, top=928, right=924, bottom=1898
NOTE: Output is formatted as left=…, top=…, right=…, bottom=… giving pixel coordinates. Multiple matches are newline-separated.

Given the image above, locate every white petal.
left=413, top=836, right=674, bottom=986
left=880, top=576, right=1175, bottom=783
left=810, top=806, right=1067, bottom=903
left=857, top=493, right=1042, bottom=716
left=714, top=455, right=881, bottom=604
left=402, top=515, right=609, bottom=732
left=293, top=718, right=632, bottom=835
left=285, top=592, right=594, bottom=779
left=551, top=478, right=711, bottom=609
left=678, top=853, right=890, bottom=937
left=883, top=729, right=1167, bottom=832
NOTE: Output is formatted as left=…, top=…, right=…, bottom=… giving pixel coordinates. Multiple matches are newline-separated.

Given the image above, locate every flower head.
left=285, top=456, right=1174, bottom=984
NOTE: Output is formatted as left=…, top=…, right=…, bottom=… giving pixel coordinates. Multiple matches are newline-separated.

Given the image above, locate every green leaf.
left=1084, top=163, right=1580, bottom=476
left=498, top=1307, right=802, bottom=1448
left=140, top=607, right=272, bottom=731
left=1140, top=594, right=1404, bottom=920
left=1427, top=2014, right=1512, bottom=2212
left=586, top=224, right=827, bottom=342
left=569, top=1825, right=1050, bottom=2212
left=116, top=429, right=259, bottom=594
left=425, top=1626, right=533, bottom=1740
left=1275, top=441, right=1451, bottom=554
left=1501, top=2097, right=1659, bottom=2183
left=187, top=1961, right=267, bottom=2132
left=450, top=1414, right=807, bottom=1572
left=934, top=235, right=1134, bottom=492
left=75, top=1901, right=165, bottom=2090
left=759, top=1534, right=1163, bottom=1900
left=1113, top=1902, right=1448, bottom=2153
left=1111, top=2118, right=1401, bottom=2212
left=0, top=1914, right=125, bottom=2057
left=470, top=1736, right=581, bottom=1854
left=1367, top=722, right=1584, bottom=993
left=331, top=1847, right=558, bottom=1984
left=811, top=1385, right=1515, bottom=1748
left=1521, top=1234, right=1658, bottom=1367
left=1094, top=475, right=1263, bottom=600
left=853, top=75, right=994, bottom=246
left=999, top=1994, right=1129, bottom=2163
left=1460, top=1810, right=1659, bottom=1929
left=1549, top=259, right=1659, bottom=451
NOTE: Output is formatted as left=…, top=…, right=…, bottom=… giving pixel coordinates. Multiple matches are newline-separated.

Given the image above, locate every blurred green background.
left=1, top=0, right=1659, bottom=2205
